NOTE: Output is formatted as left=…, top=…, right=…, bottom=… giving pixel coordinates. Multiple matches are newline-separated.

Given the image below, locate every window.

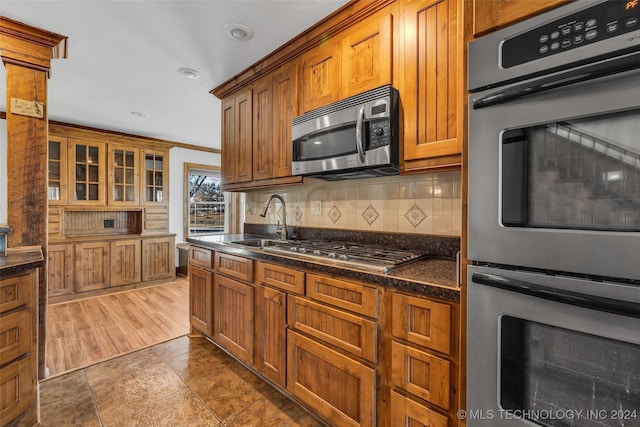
left=184, top=163, right=227, bottom=236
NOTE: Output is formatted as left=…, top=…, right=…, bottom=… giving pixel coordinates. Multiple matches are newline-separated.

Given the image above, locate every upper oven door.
left=468, top=62, right=640, bottom=281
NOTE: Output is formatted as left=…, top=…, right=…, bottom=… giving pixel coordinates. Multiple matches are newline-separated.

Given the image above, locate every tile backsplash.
left=245, top=171, right=462, bottom=236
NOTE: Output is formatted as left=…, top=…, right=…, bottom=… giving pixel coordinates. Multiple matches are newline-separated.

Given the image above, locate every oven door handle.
left=472, top=272, right=640, bottom=318
left=472, top=51, right=640, bottom=109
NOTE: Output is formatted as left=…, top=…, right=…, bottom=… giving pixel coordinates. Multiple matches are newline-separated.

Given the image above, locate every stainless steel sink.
left=230, top=239, right=280, bottom=248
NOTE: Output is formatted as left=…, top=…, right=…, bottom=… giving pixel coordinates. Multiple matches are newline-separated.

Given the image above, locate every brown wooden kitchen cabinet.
left=189, top=265, right=214, bottom=337
left=110, top=238, right=142, bottom=286
left=255, top=284, right=287, bottom=387
left=213, top=252, right=255, bottom=364
left=390, top=290, right=458, bottom=425
left=75, top=241, right=111, bottom=292
left=47, top=243, right=74, bottom=297
left=0, top=267, right=39, bottom=427
left=68, top=138, right=106, bottom=205
left=287, top=330, right=376, bottom=427
left=47, top=135, right=68, bottom=205
left=214, top=274, right=254, bottom=365
left=301, top=7, right=393, bottom=114
left=108, top=144, right=139, bottom=206
left=140, top=148, right=168, bottom=206
left=221, top=89, right=253, bottom=186
left=400, top=0, right=463, bottom=170
left=473, top=0, right=570, bottom=37
left=141, top=235, right=175, bottom=282
left=389, top=390, right=449, bottom=427
left=254, top=261, right=305, bottom=388
left=253, top=61, right=302, bottom=181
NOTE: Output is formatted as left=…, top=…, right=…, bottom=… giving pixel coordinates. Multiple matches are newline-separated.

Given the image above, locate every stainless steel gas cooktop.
left=235, top=239, right=428, bottom=273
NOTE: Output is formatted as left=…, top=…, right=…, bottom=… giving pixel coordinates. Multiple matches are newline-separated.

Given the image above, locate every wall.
left=246, top=170, right=462, bottom=236
left=0, top=120, right=6, bottom=224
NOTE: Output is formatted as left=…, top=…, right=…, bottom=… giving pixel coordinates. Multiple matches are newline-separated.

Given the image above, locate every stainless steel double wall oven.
left=467, top=1, right=640, bottom=426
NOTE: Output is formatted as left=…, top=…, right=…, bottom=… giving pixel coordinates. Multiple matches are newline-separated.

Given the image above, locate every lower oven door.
left=467, top=265, right=640, bottom=426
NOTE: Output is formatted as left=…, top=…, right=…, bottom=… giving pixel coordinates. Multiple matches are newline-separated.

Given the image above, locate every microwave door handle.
left=472, top=272, right=640, bottom=319
left=472, top=51, right=640, bottom=109
left=355, top=106, right=366, bottom=163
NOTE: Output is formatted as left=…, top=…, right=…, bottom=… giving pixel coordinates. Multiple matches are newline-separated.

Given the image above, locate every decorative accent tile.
left=405, top=205, right=427, bottom=228
left=293, top=206, right=303, bottom=223
left=328, top=205, right=342, bottom=224
left=361, top=204, right=380, bottom=225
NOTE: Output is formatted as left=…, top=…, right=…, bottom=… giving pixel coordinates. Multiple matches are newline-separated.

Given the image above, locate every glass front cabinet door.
left=48, top=136, right=68, bottom=205
left=69, top=139, right=106, bottom=205
left=141, top=149, right=168, bottom=205
left=108, top=145, right=139, bottom=205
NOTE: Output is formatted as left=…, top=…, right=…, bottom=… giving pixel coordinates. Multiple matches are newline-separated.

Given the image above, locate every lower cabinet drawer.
left=288, top=295, right=377, bottom=362
left=391, top=341, right=451, bottom=410
left=287, top=330, right=375, bottom=427
left=0, top=355, right=33, bottom=425
left=0, top=309, right=31, bottom=366
left=0, top=273, right=32, bottom=313
left=389, top=390, right=449, bottom=427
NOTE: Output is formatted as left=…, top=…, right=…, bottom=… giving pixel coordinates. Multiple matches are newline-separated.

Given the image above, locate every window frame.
left=183, top=162, right=227, bottom=238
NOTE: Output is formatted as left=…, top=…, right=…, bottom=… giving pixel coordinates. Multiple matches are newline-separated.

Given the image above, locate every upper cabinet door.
left=108, top=145, right=139, bottom=206
left=473, top=0, right=569, bottom=37
left=301, top=39, right=341, bottom=113
left=252, top=76, right=273, bottom=181
left=48, top=136, right=68, bottom=205
left=69, top=139, right=106, bottom=205
left=272, top=61, right=299, bottom=178
left=341, top=12, right=393, bottom=98
left=221, top=89, right=253, bottom=186
left=402, top=0, right=461, bottom=162
left=140, top=148, right=168, bottom=206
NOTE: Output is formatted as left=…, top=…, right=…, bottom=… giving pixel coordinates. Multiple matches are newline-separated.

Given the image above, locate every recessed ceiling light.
left=225, top=23, right=253, bottom=41
left=131, top=111, right=149, bottom=118
left=178, top=68, right=201, bottom=79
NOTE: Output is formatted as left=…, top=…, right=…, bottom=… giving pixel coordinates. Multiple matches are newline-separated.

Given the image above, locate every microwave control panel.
left=502, top=0, right=640, bottom=68
left=367, top=118, right=391, bottom=149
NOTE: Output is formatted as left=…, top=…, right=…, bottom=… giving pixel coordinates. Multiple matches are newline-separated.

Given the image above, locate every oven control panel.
left=502, top=0, right=640, bottom=68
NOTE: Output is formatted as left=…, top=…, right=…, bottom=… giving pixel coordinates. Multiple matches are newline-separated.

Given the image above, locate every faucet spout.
left=259, top=194, right=287, bottom=240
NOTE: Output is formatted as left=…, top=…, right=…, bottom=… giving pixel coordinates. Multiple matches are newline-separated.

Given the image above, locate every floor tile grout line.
left=82, top=368, right=106, bottom=427
left=162, top=350, right=226, bottom=426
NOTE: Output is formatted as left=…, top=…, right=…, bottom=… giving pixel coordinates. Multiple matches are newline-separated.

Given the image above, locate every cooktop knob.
left=328, top=252, right=336, bottom=258
left=339, top=254, right=349, bottom=260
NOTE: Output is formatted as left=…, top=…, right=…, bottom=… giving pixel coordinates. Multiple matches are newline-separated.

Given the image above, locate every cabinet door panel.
left=0, top=273, right=32, bottom=313
left=69, top=139, right=106, bottom=205
left=214, top=274, right=254, bottom=364
left=403, top=0, right=461, bottom=161
left=235, top=90, right=253, bottom=183
left=287, top=330, right=375, bottom=427
left=288, top=295, right=377, bottom=362
left=0, top=356, right=33, bottom=425
left=301, top=40, right=341, bottom=113
left=189, top=265, right=213, bottom=337
left=47, top=244, right=74, bottom=296
left=75, top=241, right=110, bottom=292
left=255, top=285, right=286, bottom=387
left=272, top=62, right=299, bottom=177
left=140, top=149, right=168, bottom=206
left=391, top=292, right=452, bottom=355
left=110, top=239, right=142, bottom=286
left=221, top=97, right=236, bottom=184
left=341, top=12, right=392, bottom=97
left=47, top=136, right=68, bottom=205
left=252, top=78, right=273, bottom=181
left=108, top=145, right=139, bottom=205
left=391, top=341, right=451, bottom=410
left=142, top=236, right=175, bottom=281
left=0, top=310, right=31, bottom=366
left=389, top=390, right=449, bottom=427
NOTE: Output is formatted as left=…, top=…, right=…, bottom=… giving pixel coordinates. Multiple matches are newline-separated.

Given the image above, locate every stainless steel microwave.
left=291, top=85, right=399, bottom=180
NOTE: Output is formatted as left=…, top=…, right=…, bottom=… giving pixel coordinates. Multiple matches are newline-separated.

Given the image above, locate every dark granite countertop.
left=0, top=248, right=45, bottom=277
left=186, top=233, right=460, bottom=303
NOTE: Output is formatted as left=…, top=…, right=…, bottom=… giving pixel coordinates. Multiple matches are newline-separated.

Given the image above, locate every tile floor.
left=39, top=335, right=325, bottom=426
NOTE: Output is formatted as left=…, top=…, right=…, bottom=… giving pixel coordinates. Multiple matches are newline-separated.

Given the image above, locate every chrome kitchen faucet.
left=259, top=194, right=287, bottom=240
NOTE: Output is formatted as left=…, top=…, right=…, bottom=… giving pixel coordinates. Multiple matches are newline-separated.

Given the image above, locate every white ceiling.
left=0, top=0, right=350, bottom=149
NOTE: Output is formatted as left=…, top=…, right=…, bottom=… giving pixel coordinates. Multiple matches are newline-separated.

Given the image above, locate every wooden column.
left=0, top=17, right=67, bottom=383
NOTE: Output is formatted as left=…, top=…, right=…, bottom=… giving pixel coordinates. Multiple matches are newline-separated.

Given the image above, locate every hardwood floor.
left=45, top=277, right=190, bottom=377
